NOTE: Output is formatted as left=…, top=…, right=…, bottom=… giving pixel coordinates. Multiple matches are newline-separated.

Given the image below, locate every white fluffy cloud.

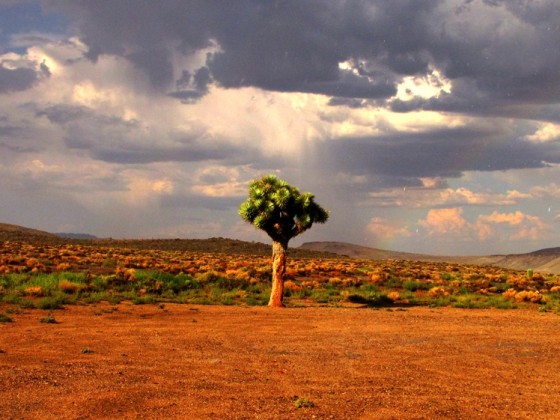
left=419, top=208, right=470, bottom=236
left=526, top=123, right=560, bottom=143
left=414, top=208, right=549, bottom=244
left=368, top=185, right=531, bottom=208
left=366, top=216, right=412, bottom=241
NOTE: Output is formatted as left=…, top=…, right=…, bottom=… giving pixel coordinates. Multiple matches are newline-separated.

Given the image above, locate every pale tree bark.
left=268, top=240, right=287, bottom=307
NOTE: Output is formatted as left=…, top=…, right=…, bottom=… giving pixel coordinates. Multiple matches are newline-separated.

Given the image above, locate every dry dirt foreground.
left=1, top=304, right=560, bottom=419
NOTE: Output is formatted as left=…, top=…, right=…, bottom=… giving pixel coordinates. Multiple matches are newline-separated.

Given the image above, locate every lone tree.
left=239, top=175, right=329, bottom=307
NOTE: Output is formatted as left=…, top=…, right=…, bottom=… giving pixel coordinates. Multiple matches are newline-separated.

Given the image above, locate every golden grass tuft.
left=59, top=281, right=80, bottom=294
left=427, top=286, right=449, bottom=298
left=56, top=262, right=72, bottom=271
left=387, top=291, right=400, bottom=302
left=24, top=286, right=44, bottom=296
left=284, top=280, right=301, bottom=292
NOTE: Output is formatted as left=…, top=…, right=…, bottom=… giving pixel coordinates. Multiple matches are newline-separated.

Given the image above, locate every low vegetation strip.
left=1, top=241, right=560, bottom=313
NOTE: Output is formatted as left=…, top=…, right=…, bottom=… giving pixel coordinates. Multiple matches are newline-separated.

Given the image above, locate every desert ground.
left=2, top=303, right=559, bottom=419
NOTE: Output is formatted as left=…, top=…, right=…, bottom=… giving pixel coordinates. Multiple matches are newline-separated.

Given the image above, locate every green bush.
left=383, top=277, right=402, bottom=288
left=36, top=293, right=69, bottom=310
left=133, top=296, right=156, bottom=305
left=40, top=313, right=58, bottom=324
left=403, top=280, right=432, bottom=292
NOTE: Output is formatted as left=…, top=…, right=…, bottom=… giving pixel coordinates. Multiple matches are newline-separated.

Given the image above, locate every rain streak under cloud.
left=0, top=0, right=559, bottom=256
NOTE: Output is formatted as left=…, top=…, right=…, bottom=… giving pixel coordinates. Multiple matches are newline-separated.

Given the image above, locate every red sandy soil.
left=1, top=303, right=559, bottom=419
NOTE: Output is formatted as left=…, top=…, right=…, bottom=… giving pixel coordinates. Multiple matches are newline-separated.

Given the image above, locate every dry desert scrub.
left=1, top=240, right=560, bottom=311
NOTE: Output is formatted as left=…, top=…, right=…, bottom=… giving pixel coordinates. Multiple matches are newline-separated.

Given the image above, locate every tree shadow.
left=347, top=294, right=409, bottom=308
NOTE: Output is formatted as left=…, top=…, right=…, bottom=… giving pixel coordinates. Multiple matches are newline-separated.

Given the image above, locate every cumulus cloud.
left=476, top=210, right=549, bottom=242
left=368, top=184, right=531, bottom=208
left=190, top=166, right=247, bottom=198
left=0, top=52, right=50, bottom=92
left=530, top=183, right=560, bottom=199
left=416, top=208, right=550, bottom=244
left=478, top=210, right=528, bottom=226
left=526, top=123, right=560, bottom=143
left=418, top=208, right=469, bottom=236
left=366, top=216, right=412, bottom=241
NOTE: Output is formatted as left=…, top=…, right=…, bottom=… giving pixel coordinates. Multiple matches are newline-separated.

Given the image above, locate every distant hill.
left=476, top=253, right=560, bottom=275
left=299, top=241, right=560, bottom=274
left=55, top=232, right=98, bottom=240
left=528, top=247, right=560, bottom=256
left=2, top=222, right=559, bottom=272
left=0, top=222, right=336, bottom=258
left=299, top=241, right=442, bottom=261
left=0, top=223, right=62, bottom=243
left=92, top=237, right=339, bottom=258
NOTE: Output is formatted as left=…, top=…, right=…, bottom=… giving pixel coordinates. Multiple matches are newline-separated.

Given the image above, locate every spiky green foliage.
left=239, top=175, right=329, bottom=244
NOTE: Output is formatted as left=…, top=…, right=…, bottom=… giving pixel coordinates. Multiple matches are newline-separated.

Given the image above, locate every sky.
left=0, top=0, right=559, bottom=256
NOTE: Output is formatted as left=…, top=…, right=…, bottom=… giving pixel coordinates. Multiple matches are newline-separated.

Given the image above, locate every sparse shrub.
left=451, top=294, right=487, bottom=309
left=132, top=296, right=156, bottom=305
left=102, top=258, right=117, bottom=267
left=24, top=286, right=44, bottom=297
left=502, top=288, right=517, bottom=299
left=403, top=280, right=431, bottom=292
left=194, top=270, right=223, bottom=284
left=440, top=272, right=453, bottom=281
left=37, top=294, right=67, bottom=310
left=284, top=280, right=301, bottom=292
left=383, top=277, right=402, bottom=288
left=502, top=288, right=547, bottom=304
left=293, top=397, right=314, bottom=409
left=309, top=288, right=339, bottom=304
left=83, top=292, right=110, bottom=304
left=370, top=273, right=384, bottom=283
left=40, top=313, right=57, bottom=323
left=487, top=295, right=517, bottom=309
left=244, top=296, right=265, bottom=306
left=0, top=313, right=13, bottom=322
left=328, top=277, right=343, bottom=286
left=513, top=290, right=547, bottom=304
left=387, top=291, right=400, bottom=302
left=342, top=277, right=362, bottom=287
left=115, top=266, right=136, bottom=282
left=489, top=282, right=512, bottom=293
left=58, top=280, right=80, bottom=294
left=428, top=286, right=449, bottom=298
left=56, top=262, right=72, bottom=271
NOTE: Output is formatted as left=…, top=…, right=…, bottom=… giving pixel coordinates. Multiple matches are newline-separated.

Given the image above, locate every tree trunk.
left=268, top=240, right=287, bottom=307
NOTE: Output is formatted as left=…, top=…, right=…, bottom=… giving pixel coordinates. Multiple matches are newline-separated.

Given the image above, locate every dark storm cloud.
left=316, top=127, right=560, bottom=180
left=44, top=0, right=560, bottom=114
left=40, top=1, right=425, bottom=99
left=32, top=103, right=261, bottom=165
left=35, top=103, right=90, bottom=123
left=0, top=65, right=40, bottom=93
left=168, top=67, right=212, bottom=103
left=90, top=142, right=249, bottom=165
